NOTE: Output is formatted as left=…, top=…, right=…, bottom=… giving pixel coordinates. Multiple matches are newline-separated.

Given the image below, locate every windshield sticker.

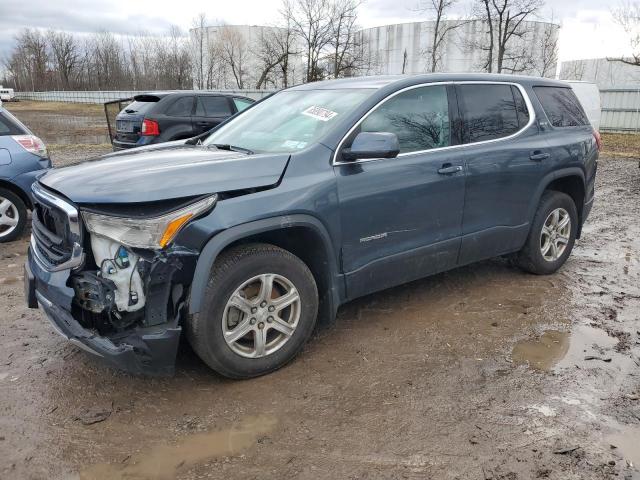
left=282, top=140, right=308, bottom=149
left=301, top=105, right=338, bottom=122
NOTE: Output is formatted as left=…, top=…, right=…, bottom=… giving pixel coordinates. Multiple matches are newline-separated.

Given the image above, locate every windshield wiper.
left=210, top=143, right=254, bottom=155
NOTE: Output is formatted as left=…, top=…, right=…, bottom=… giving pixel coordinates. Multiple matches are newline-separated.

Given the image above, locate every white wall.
left=559, top=58, right=640, bottom=88
left=357, top=20, right=559, bottom=76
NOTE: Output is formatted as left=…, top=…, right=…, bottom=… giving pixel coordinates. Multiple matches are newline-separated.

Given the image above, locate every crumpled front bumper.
left=25, top=247, right=181, bottom=376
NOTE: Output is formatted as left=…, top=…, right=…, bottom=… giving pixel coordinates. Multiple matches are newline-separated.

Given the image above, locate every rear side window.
left=196, top=96, right=232, bottom=117
left=359, top=85, right=450, bottom=153
left=233, top=98, right=253, bottom=112
left=166, top=96, right=194, bottom=116
left=0, top=112, right=23, bottom=136
left=457, top=84, right=523, bottom=143
left=534, top=86, right=589, bottom=127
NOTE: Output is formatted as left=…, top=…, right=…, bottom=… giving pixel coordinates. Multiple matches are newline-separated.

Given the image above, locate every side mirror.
left=341, top=132, right=400, bottom=161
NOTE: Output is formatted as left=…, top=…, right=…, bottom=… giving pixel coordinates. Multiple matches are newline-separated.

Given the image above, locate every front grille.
left=32, top=203, right=73, bottom=266
left=30, top=183, right=84, bottom=271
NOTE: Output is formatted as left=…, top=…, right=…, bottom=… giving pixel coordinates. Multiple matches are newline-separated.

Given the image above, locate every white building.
left=356, top=20, right=560, bottom=77
left=559, top=58, right=640, bottom=88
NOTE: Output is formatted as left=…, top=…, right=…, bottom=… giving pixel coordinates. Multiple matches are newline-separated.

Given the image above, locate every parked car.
left=112, top=91, right=254, bottom=150
left=0, top=87, right=16, bottom=102
left=0, top=105, right=51, bottom=242
left=25, top=74, right=599, bottom=378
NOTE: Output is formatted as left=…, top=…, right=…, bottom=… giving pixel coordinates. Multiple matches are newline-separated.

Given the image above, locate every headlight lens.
left=82, top=195, right=217, bottom=249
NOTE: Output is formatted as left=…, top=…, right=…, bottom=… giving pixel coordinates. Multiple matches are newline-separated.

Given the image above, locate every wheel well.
left=219, top=227, right=335, bottom=326
left=545, top=175, right=585, bottom=235
left=0, top=180, right=31, bottom=210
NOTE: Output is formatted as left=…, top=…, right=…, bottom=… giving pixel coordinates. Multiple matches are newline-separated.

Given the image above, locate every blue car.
left=0, top=104, right=51, bottom=242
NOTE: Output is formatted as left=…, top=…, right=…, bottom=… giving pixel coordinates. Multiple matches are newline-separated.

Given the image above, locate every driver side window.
left=359, top=85, right=450, bottom=154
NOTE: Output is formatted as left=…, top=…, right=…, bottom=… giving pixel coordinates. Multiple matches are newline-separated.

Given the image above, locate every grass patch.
left=4, top=100, right=104, bottom=116
left=601, top=133, right=640, bottom=159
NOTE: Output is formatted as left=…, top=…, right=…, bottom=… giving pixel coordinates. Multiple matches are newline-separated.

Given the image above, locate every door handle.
left=438, top=164, right=463, bottom=175
left=530, top=151, right=550, bottom=161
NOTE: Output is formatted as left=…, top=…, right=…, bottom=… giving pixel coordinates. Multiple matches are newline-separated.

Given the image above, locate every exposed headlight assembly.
left=82, top=195, right=217, bottom=250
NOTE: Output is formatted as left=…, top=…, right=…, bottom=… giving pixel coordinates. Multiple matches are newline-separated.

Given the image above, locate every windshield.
left=203, top=89, right=373, bottom=153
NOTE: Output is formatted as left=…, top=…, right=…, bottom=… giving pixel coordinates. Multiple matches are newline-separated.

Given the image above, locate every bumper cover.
left=25, top=249, right=181, bottom=376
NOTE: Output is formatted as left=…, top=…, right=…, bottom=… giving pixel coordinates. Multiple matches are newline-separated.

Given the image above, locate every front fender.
left=188, top=214, right=341, bottom=317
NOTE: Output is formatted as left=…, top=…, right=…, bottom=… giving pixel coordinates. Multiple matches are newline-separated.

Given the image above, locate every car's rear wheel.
left=513, top=190, right=578, bottom=275
left=0, top=188, right=27, bottom=243
left=186, top=243, right=318, bottom=379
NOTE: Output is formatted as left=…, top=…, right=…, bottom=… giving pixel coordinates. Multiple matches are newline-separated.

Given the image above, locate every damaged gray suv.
left=25, top=74, right=599, bottom=378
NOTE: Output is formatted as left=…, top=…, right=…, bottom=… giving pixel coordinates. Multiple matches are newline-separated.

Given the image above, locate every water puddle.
left=512, top=330, right=570, bottom=371
left=512, top=325, right=616, bottom=371
left=608, top=426, right=640, bottom=467
left=79, top=415, right=277, bottom=480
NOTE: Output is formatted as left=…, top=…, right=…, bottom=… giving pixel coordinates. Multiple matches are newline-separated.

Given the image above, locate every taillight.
left=141, top=119, right=160, bottom=136
left=12, top=135, right=48, bottom=158
left=593, top=130, right=602, bottom=151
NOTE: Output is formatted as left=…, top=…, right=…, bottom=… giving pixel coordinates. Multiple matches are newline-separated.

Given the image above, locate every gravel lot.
left=0, top=102, right=639, bottom=480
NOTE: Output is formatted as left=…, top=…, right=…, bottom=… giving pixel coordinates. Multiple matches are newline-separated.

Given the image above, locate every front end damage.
left=25, top=183, right=205, bottom=376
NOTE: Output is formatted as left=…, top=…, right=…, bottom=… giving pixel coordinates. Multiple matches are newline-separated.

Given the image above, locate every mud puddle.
left=608, top=426, right=640, bottom=468
left=80, top=415, right=277, bottom=480
left=512, top=325, right=618, bottom=371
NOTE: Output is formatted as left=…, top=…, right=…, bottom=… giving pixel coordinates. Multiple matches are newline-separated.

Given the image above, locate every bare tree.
left=417, top=0, right=463, bottom=72
left=472, top=0, right=544, bottom=73
left=191, top=13, right=208, bottom=89
left=218, top=26, right=249, bottom=88
left=328, top=0, right=362, bottom=78
left=255, top=27, right=298, bottom=89
left=47, top=31, right=80, bottom=89
left=611, top=1, right=640, bottom=66
left=284, top=0, right=333, bottom=82
left=535, top=19, right=558, bottom=77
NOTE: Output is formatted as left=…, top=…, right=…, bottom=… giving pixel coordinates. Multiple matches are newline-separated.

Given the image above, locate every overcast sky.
left=0, top=0, right=632, bottom=64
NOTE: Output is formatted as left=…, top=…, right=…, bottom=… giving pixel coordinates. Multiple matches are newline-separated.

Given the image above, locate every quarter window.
left=457, top=84, right=523, bottom=143
left=534, top=86, right=589, bottom=127
left=166, top=96, right=194, bottom=116
left=196, top=96, right=232, bottom=117
left=358, top=85, right=450, bottom=154
left=233, top=98, right=253, bottom=112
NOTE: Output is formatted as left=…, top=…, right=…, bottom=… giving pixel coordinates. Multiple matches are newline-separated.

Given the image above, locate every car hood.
left=40, top=145, right=290, bottom=204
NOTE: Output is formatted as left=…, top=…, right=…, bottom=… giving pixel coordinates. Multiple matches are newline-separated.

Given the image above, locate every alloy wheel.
left=222, top=273, right=301, bottom=358
left=0, top=196, right=19, bottom=239
left=540, top=207, right=571, bottom=262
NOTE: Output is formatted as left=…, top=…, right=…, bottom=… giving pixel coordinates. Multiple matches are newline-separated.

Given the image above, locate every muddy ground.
left=0, top=102, right=639, bottom=480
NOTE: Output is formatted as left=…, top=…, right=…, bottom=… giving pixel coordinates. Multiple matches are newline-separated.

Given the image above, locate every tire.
left=513, top=190, right=578, bottom=275
left=0, top=188, right=27, bottom=243
left=186, top=243, right=319, bottom=379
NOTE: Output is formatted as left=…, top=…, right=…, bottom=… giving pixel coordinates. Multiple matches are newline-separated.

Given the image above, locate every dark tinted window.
left=512, top=86, right=530, bottom=128
left=122, top=101, right=156, bottom=115
left=534, top=86, right=589, bottom=127
left=196, top=96, right=232, bottom=117
left=458, top=84, right=524, bottom=143
left=0, top=112, right=23, bottom=136
left=165, top=96, right=194, bottom=116
left=359, top=85, right=450, bottom=153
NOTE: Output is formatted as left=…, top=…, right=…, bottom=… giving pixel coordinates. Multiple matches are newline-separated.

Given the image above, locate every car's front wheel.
left=186, top=243, right=318, bottom=378
left=0, top=188, right=27, bottom=243
left=514, top=190, right=578, bottom=275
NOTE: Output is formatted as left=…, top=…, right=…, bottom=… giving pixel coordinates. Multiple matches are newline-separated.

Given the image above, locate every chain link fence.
left=14, top=89, right=276, bottom=104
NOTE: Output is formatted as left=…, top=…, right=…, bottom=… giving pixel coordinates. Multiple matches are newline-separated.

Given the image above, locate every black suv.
left=25, top=74, right=599, bottom=378
left=112, top=92, right=254, bottom=150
